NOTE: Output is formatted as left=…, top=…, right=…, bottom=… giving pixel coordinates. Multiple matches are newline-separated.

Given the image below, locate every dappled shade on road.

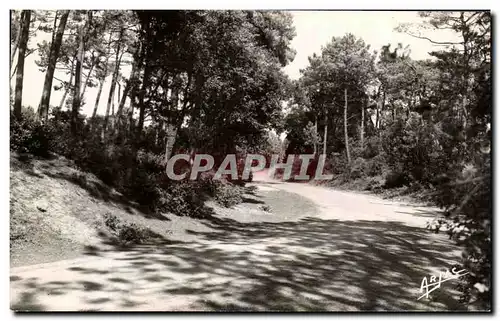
left=11, top=214, right=464, bottom=311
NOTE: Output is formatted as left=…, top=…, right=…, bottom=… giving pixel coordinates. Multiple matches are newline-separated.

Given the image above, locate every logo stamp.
left=418, top=267, right=469, bottom=300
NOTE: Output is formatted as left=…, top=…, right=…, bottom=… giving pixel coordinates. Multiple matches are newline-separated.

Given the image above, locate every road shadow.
left=11, top=214, right=467, bottom=312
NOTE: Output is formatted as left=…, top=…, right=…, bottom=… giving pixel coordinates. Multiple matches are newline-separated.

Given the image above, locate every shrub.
left=350, top=157, right=367, bottom=179
left=364, top=176, right=385, bottom=192
left=148, top=179, right=216, bottom=218
left=214, top=182, right=243, bottom=207
left=103, top=212, right=120, bottom=232
left=363, top=136, right=382, bottom=159
left=156, top=182, right=196, bottom=216
left=117, top=223, right=153, bottom=245
left=364, top=154, right=387, bottom=177
left=330, top=153, right=347, bottom=175
left=103, top=214, right=157, bottom=245
left=431, top=152, right=491, bottom=310
left=384, top=170, right=409, bottom=188
left=10, top=109, right=53, bottom=157
left=382, top=115, right=463, bottom=187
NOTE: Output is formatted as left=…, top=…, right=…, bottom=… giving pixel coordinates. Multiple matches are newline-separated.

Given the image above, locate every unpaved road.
left=10, top=171, right=465, bottom=311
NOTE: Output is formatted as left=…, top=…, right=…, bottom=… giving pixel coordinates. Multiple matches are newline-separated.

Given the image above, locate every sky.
left=283, top=11, right=459, bottom=79
left=13, top=11, right=460, bottom=117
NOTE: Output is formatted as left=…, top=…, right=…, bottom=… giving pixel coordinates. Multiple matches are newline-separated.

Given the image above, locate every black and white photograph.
left=8, top=7, right=492, bottom=312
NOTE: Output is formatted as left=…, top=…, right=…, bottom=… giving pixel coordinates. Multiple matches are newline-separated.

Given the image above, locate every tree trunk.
left=137, top=62, right=152, bottom=138
left=51, top=11, right=58, bottom=43
left=103, top=28, right=124, bottom=134
left=116, top=50, right=139, bottom=118
left=128, top=104, right=135, bottom=134
left=109, top=76, right=121, bottom=130
left=10, top=64, right=18, bottom=82
left=460, top=12, right=470, bottom=137
left=344, top=88, right=351, bottom=165
left=38, top=10, right=69, bottom=121
left=136, top=19, right=154, bottom=141
left=461, top=93, right=468, bottom=134
left=322, top=115, right=328, bottom=155
left=116, top=82, right=121, bottom=111
left=117, top=79, right=131, bottom=119
left=360, top=97, right=365, bottom=149
left=115, top=46, right=142, bottom=137
left=164, top=123, right=178, bottom=163
left=375, top=87, right=381, bottom=130
left=314, top=117, right=318, bottom=155
left=10, top=11, right=21, bottom=78
left=172, top=72, right=192, bottom=137
left=71, top=25, right=84, bottom=135
left=378, top=91, right=386, bottom=135
left=71, top=11, right=92, bottom=136
left=91, top=77, right=105, bottom=119
left=13, top=10, right=31, bottom=119
left=91, top=34, right=112, bottom=121
left=80, top=55, right=97, bottom=102
left=59, top=60, right=74, bottom=109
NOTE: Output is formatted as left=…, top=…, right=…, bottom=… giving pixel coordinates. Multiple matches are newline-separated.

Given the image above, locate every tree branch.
left=404, top=31, right=463, bottom=46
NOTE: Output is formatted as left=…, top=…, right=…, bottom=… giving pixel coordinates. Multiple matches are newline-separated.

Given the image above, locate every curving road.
left=10, top=171, right=465, bottom=311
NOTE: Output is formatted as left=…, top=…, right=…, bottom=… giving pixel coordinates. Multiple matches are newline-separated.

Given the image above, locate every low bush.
left=10, top=109, right=53, bottom=157
left=364, top=154, right=387, bottom=177
left=214, top=182, right=243, bottom=207
left=363, top=175, right=386, bottom=192
left=159, top=181, right=208, bottom=217
left=350, top=157, right=366, bottom=179
left=103, top=212, right=120, bottom=232
left=116, top=223, right=154, bottom=245
left=103, top=213, right=157, bottom=245
left=383, top=170, right=409, bottom=188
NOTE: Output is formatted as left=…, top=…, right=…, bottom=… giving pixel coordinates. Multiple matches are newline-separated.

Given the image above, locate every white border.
left=2, top=1, right=497, bottom=320
left=4, top=0, right=496, bottom=10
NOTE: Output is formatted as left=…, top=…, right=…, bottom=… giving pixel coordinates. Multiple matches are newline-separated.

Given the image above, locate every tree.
left=71, top=11, right=92, bottom=135
left=36, top=11, right=79, bottom=111
left=13, top=10, right=31, bottom=118
left=300, top=34, right=375, bottom=164
left=133, top=10, right=295, bottom=164
left=103, top=26, right=125, bottom=134
left=91, top=32, right=113, bottom=120
left=38, top=10, right=70, bottom=121
left=116, top=42, right=143, bottom=132
left=343, top=88, right=351, bottom=164
left=101, top=11, right=138, bottom=134
left=10, top=10, right=21, bottom=79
